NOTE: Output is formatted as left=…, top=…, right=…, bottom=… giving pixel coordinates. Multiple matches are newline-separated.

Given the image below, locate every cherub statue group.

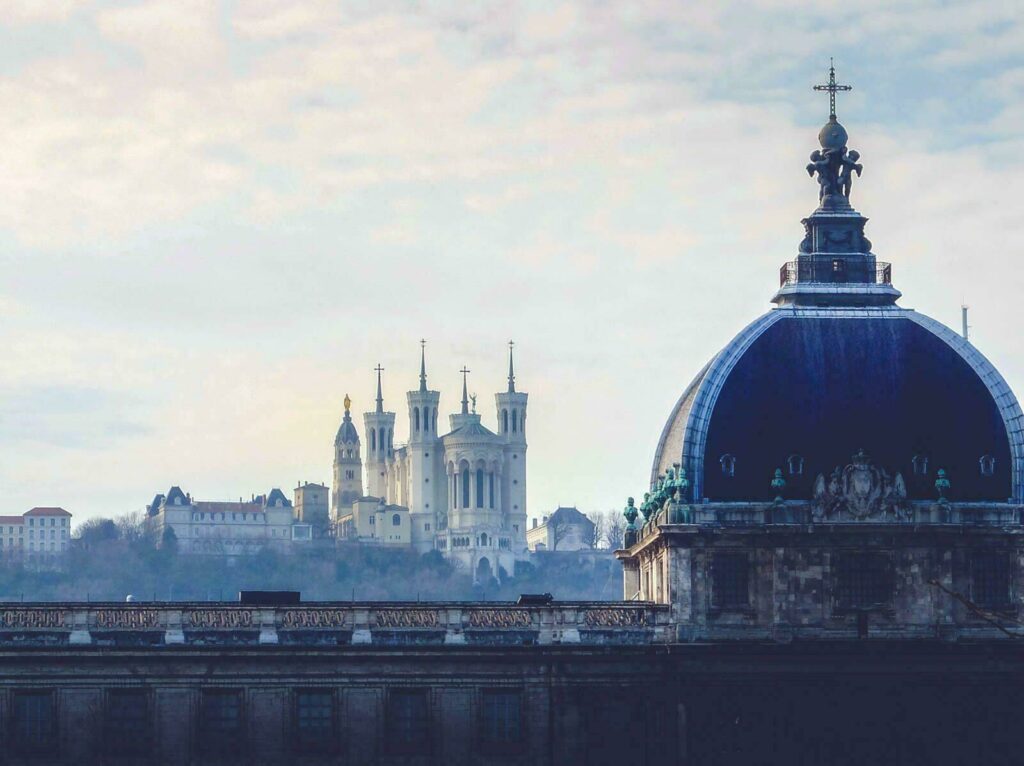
left=807, top=146, right=862, bottom=204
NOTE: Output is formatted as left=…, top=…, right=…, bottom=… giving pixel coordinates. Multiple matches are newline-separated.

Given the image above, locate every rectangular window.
left=971, top=550, right=1012, bottom=609
left=711, top=552, right=750, bottom=609
left=12, top=691, right=55, bottom=755
left=480, top=690, right=523, bottom=751
left=294, top=690, right=334, bottom=754
left=104, top=689, right=149, bottom=756
left=834, top=552, right=892, bottom=610
left=200, top=690, right=243, bottom=756
left=387, top=689, right=429, bottom=754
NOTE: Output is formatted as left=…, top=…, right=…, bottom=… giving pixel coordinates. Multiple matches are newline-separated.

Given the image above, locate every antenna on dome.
left=961, top=304, right=970, bottom=342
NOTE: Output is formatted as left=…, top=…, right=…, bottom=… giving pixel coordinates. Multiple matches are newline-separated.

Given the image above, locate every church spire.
left=374, top=364, right=384, bottom=413
left=507, top=340, right=516, bottom=393
left=419, top=339, right=427, bottom=392
left=460, top=366, right=471, bottom=414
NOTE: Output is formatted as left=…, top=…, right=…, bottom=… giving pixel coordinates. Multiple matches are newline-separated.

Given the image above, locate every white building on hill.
left=334, top=343, right=529, bottom=581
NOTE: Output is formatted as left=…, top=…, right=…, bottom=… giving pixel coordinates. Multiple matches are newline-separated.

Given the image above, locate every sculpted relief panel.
left=812, top=450, right=910, bottom=522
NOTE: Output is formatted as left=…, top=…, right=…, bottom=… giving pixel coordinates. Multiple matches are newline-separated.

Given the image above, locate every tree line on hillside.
left=0, top=511, right=623, bottom=603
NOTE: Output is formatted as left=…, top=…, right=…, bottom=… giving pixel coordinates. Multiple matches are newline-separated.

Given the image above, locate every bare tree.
left=116, top=511, right=146, bottom=543
left=550, top=516, right=570, bottom=551
left=605, top=512, right=625, bottom=550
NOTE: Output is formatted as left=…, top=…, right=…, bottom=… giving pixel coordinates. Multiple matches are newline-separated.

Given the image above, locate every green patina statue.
left=771, top=468, right=787, bottom=503
left=623, top=497, right=638, bottom=529
left=934, top=469, right=951, bottom=501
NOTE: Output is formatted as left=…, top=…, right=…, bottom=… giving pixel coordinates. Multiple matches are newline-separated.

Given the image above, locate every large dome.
left=653, top=307, right=1023, bottom=504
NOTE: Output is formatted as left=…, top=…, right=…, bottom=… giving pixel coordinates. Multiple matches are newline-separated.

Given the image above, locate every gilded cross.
left=813, top=58, right=852, bottom=120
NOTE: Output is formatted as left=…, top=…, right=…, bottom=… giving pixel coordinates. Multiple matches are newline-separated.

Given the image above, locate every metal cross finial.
left=813, top=58, right=852, bottom=121
left=374, top=364, right=384, bottom=412
left=459, top=366, right=471, bottom=414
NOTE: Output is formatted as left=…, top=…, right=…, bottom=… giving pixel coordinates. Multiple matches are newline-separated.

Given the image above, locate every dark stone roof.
left=264, top=488, right=292, bottom=509
left=547, top=507, right=594, bottom=527
left=653, top=308, right=1023, bottom=504
left=335, top=414, right=359, bottom=446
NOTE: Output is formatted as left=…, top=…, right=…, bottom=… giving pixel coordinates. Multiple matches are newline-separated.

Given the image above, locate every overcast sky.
left=2, top=0, right=1023, bottom=524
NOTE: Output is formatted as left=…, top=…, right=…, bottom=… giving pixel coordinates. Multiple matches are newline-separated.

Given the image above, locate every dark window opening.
left=294, top=690, right=334, bottom=754
left=104, top=689, right=150, bottom=756
left=200, top=690, right=243, bottom=757
left=787, top=454, right=804, bottom=476
left=834, top=552, right=892, bottom=611
left=387, top=689, right=429, bottom=754
left=720, top=454, right=736, bottom=478
left=912, top=454, right=929, bottom=476
left=711, top=553, right=749, bottom=609
left=979, top=454, right=997, bottom=477
left=971, top=550, right=1012, bottom=609
left=12, top=691, right=55, bottom=755
left=481, top=690, right=523, bottom=751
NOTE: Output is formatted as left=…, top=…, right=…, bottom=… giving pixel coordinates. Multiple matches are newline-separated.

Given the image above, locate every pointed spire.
left=419, top=339, right=427, bottom=392
left=374, top=364, right=384, bottom=413
left=507, top=340, right=516, bottom=393
left=460, top=366, right=471, bottom=414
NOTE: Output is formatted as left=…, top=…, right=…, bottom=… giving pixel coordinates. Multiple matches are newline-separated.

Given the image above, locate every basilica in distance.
left=329, top=344, right=530, bottom=579
left=2, top=68, right=1023, bottom=765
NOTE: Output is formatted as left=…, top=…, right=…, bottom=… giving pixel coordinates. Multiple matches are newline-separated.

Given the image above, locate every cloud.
left=1, top=1, right=1023, bottom=519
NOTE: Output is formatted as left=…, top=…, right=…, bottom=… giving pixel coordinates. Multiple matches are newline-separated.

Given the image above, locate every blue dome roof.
left=653, top=307, right=1024, bottom=504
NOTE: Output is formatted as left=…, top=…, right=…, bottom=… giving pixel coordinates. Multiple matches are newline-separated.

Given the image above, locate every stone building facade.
left=0, top=507, right=72, bottom=561
left=145, top=487, right=311, bottom=554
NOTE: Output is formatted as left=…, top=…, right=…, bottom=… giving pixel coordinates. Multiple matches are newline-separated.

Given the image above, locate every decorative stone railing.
left=0, top=602, right=672, bottom=647
left=632, top=501, right=1023, bottom=544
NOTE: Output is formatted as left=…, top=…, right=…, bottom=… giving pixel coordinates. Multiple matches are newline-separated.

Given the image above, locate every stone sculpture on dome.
left=811, top=449, right=910, bottom=522
left=806, top=60, right=863, bottom=208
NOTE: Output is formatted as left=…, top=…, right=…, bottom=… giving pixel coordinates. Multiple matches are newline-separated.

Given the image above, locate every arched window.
left=414, top=407, right=420, bottom=431
left=512, top=410, right=518, bottom=433
left=476, top=469, right=484, bottom=508
left=488, top=473, right=495, bottom=508
left=388, top=429, right=393, bottom=453
left=392, top=514, right=401, bottom=526
left=452, top=473, right=458, bottom=509
left=433, top=409, right=438, bottom=431
left=371, top=429, right=376, bottom=451
left=980, top=455, right=996, bottom=477
left=912, top=454, right=929, bottom=476
left=720, top=454, right=736, bottom=477
left=787, top=454, right=804, bottom=476
left=502, top=409, right=509, bottom=433
left=462, top=471, right=470, bottom=509
left=481, top=533, right=488, bottom=546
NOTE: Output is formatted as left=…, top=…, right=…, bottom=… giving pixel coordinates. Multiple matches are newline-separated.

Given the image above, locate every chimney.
left=532, top=518, right=537, bottom=529
left=542, top=515, right=548, bottom=524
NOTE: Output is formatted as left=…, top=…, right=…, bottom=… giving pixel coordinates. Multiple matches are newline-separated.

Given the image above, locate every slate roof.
left=653, top=308, right=1022, bottom=504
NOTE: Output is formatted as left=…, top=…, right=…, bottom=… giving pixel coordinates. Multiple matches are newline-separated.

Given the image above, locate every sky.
left=2, top=0, right=1023, bottom=525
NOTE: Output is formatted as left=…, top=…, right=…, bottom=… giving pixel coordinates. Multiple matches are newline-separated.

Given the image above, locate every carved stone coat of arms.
left=812, top=449, right=909, bottom=522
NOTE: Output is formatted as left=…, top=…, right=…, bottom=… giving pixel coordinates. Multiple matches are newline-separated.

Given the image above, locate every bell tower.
left=363, top=365, right=395, bottom=501
left=495, top=341, right=528, bottom=550
left=331, top=394, right=363, bottom=519
left=406, top=340, right=442, bottom=552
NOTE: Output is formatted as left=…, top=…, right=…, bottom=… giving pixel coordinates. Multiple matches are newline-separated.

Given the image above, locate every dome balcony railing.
left=779, top=257, right=892, bottom=287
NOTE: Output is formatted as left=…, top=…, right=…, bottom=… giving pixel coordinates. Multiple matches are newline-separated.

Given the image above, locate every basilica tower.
left=495, top=342, right=529, bottom=550
left=363, top=366, right=395, bottom=501
left=406, top=341, right=443, bottom=552
left=331, top=395, right=363, bottom=518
